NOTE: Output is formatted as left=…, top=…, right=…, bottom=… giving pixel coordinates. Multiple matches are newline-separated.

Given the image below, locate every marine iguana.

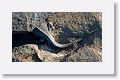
left=32, top=19, right=96, bottom=48
left=32, top=21, right=83, bottom=48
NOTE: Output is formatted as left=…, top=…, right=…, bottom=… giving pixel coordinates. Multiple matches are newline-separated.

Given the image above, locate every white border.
left=0, top=0, right=114, bottom=74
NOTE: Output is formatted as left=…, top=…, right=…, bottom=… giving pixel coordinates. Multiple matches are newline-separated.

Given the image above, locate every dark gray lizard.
left=32, top=13, right=84, bottom=48
left=32, top=22, right=84, bottom=48
left=32, top=15, right=96, bottom=48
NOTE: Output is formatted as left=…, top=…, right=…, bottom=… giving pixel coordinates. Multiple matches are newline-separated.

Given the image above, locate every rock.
left=12, top=44, right=42, bottom=62
left=12, top=12, right=53, bottom=31
left=12, top=44, right=66, bottom=62
left=47, top=12, right=102, bottom=43
left=46, top=12, right=102, bottom=62
left=12, top=12, right=102, bottom=62
left=37, top=44, right=66, bottom=62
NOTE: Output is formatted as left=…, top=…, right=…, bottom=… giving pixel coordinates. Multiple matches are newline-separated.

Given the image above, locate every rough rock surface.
left=12, top=12, right=102, bottom=62
left=12, top=12, right=53, bottom=32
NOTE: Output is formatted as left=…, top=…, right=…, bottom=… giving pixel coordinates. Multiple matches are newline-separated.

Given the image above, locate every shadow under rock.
left=12, top=31, right=42, bottom=48
left=32, top=54, right=43, bottom=62
left=12, top=31, right=48, bottom=62
left=12, top=31, right=62, bottom=52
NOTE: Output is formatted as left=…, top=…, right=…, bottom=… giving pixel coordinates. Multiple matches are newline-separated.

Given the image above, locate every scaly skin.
left=32, top=22, right=83, bottom=48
